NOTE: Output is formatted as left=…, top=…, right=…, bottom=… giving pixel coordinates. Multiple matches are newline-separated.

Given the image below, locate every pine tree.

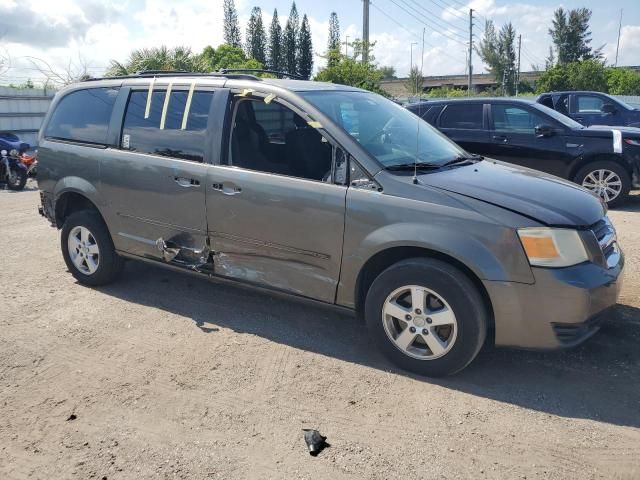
left=297, top=14, right=313, bottom=79
left=283, top=2, right=299, bottom=75
left=267, top=9, right=282, bottom=71
left=498, top=23, right=517, bottom=95
left=246, top=6, right=266, bottom=65
left=328, top=12, right=340, bottom=51
left=223, top=0, right=242, bottom=48
left=549, top=7, right=601, bottom=64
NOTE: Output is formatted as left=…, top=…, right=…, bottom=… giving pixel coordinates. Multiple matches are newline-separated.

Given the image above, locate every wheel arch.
left=568, top=153, right=633, bottom=182
left=353, top=246, right=495, bottom=338
left=53, top=176, right=107, bottom=228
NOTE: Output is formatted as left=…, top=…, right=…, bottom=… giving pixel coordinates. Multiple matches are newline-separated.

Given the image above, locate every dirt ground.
left=1, top=182, right=639, bottom=480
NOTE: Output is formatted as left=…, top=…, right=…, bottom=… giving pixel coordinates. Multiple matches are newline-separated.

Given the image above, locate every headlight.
left=517, top=227, right=588, bottom=267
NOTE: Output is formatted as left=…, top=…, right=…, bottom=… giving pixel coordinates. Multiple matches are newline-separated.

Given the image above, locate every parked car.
left=407, top=98, right=640, bottom=206
left=37, top=72, right=623, bottom=376
left=537, top=91, right=640, bottom=128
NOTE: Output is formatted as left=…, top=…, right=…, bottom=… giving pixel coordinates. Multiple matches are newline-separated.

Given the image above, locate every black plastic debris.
left=303, top=429, right=329, bottom=456
left=66, top=413, right=77, bottom=421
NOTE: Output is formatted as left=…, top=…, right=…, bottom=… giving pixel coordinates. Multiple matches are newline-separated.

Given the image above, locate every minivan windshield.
left=531, top=102, right=586, bottom=129
left=300, top=91, right=468, bottom=169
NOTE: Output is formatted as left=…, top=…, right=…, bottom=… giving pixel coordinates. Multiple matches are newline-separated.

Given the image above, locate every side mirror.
left=601, top=103, right=616, bottom=114
left=534, top=124, right=555, bottom=138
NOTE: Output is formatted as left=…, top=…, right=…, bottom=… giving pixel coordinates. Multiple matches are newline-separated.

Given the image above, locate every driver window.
left=492, top=105, right=546, bottom=133
left=229, top=98, right=334, bottom=182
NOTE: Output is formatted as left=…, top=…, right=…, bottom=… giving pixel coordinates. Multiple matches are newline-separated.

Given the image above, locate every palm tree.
left=106, top=46, right=208, bottom=76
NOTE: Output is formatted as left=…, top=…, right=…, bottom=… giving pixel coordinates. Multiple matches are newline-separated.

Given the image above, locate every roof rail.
left=82, top=70, right=262, bottom=82
left=219, top=69, right=305, bottom=80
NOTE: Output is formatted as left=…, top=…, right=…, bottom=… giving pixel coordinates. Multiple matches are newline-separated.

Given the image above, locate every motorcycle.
left=20, top=151, right=38, bottom=177
left=0, top=149, right=28, bottom=191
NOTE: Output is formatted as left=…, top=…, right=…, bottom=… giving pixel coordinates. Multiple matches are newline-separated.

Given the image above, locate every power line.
left=370, top=1, right=467, bottom=64
left=384, top=0, right=469, bottom=47
left=403, top=0, right=469, bottom=35
left=395, top=0, right=468, bottom=41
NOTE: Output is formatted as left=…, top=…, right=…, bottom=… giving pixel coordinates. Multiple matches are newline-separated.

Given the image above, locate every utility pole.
left=615, top=9, right=623, bottom=66
left=344, top=35, right=350, bottom=57
left=516, top=34, right=521, bottom=97
left=467, top=9, right=473, bottom=96
left=362, top=0, right=370, bottom=64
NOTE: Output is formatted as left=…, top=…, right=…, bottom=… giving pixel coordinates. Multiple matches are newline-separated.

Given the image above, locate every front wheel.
left=574, top=161, right=631, bottom=208
left=6, top=167, right=27, bottom=190
left=365, top=258, right=488, bottom=377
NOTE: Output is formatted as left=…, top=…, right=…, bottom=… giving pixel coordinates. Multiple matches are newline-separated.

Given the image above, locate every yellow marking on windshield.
left=181, top=81, right=196, bottom=130
left=144, top=77, right=155, bottom=119
left=159, top=81, right=173, bottom=130
left=236, top=89, right=254, bottom=97
left=307, top=121, right=323, bottom=129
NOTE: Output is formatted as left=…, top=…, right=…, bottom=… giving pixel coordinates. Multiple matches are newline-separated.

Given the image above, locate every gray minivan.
left=37, top=72, right=624, bottom=376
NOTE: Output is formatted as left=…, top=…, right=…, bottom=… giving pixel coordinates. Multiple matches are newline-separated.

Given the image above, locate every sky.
left=0, top=0, right=639, bottom=85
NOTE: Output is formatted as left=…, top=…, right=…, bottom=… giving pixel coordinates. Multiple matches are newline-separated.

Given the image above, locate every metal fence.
left=0, top=86, right=56, bottom=147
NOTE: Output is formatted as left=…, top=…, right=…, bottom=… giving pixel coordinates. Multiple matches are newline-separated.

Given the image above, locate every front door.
left=488, top=103, right=570, bottom=177
left=572, top=93, right=613, bottom=126
left=205, top=95, right=347, bottom=303
left=101, top=84, right=222, bottom=259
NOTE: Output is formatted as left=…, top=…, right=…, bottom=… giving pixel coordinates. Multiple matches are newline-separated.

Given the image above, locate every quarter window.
left=121, top=89, right=213, bottom=162
left=492, top=105, right=546, bottom=133
left=439, top=104, right=483, bottom=130
left=45, top=87, right=119, bottom=145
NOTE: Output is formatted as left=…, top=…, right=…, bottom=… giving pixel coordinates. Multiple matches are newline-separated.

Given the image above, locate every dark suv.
left=408, top=98, right=640, bottom=206
left=37, top=72, right=624, bottom=376
left=537, top=91, right=640, bottom=128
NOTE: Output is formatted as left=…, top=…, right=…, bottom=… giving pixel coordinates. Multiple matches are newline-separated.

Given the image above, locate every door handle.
left=174, top=177, right=200, bottom=187
left=212, top=182, right=242, bottom=195
left=492, top=135, right=508, bottom=143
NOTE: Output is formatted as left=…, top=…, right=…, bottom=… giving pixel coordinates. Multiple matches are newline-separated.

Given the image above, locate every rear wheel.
left=6, top=167, right=27, bottom=190
left=61, top=210, right=124, bottom=286
left=365, top=258, right=487, bottom=377
left=574, top=161, right=631, bottom=207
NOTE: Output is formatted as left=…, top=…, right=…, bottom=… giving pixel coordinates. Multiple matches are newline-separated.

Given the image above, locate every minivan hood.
left=413, top=160, right=604, bottom=226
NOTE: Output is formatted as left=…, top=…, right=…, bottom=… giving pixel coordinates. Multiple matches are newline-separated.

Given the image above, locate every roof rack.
left=218, top=69, right=305, bottom=80
left=82, top=70, right=262, bottom=82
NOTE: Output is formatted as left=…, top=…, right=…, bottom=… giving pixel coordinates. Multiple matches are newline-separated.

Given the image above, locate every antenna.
left=413, top=108, right=420, bottom=185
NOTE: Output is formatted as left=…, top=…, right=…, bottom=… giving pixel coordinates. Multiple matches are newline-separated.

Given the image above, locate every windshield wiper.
left=441, top=154, right=483, bottom=167
left=384, top=162, right=443, bottom=171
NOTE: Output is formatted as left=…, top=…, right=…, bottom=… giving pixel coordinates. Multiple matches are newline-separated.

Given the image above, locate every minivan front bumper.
left=484, top=254, right=624, bottom=349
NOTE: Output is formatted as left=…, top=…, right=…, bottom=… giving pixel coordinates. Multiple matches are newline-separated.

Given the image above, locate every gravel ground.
left=1, top=182, right=639, bottom=480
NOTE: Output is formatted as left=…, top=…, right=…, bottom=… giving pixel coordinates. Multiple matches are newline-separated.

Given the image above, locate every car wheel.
left=365, top=258, right=488, bottom=377
left=61, top=210, right=124, bottom=286
left=574, top=161, right=631, bottom=208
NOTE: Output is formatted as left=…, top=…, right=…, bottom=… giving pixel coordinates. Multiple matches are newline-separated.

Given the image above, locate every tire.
left=6, top=167, right=27, bottom=190
left=61, top=210, right=124, bottom=286
left=573, top=160, right=631, bottom=208
left=365, top=258, right=487, bottom=377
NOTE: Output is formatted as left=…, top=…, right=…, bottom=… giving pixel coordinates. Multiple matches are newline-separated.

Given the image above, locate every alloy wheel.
left=581, top=169, right=622, bottom=203
left=382, top=285, right=458, bottom=360
left=67, top=226, right=100, bottom=275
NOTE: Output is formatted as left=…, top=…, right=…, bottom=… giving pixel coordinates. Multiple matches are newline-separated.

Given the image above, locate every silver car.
left=37, top=72, right=624, bottom=376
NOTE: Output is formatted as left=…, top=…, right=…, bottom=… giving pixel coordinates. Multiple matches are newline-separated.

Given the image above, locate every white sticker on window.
left=122, top=134, right=130, bottom=149
left=612, top=129, right=622, bottom=153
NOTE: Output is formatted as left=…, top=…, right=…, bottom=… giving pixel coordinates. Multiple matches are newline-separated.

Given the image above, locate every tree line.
left=476, top=7, right=640, bottom=96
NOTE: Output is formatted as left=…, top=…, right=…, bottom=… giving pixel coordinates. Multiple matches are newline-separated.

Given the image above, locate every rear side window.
left=576, top=95, right=604, bottom=113
left=45, top=87, right=119, bottom=145
left=121, top=89, right=213, bottom=163
left=492, top=105, right=547, bottom=132
left=439, top=104, right=483, bottom=129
